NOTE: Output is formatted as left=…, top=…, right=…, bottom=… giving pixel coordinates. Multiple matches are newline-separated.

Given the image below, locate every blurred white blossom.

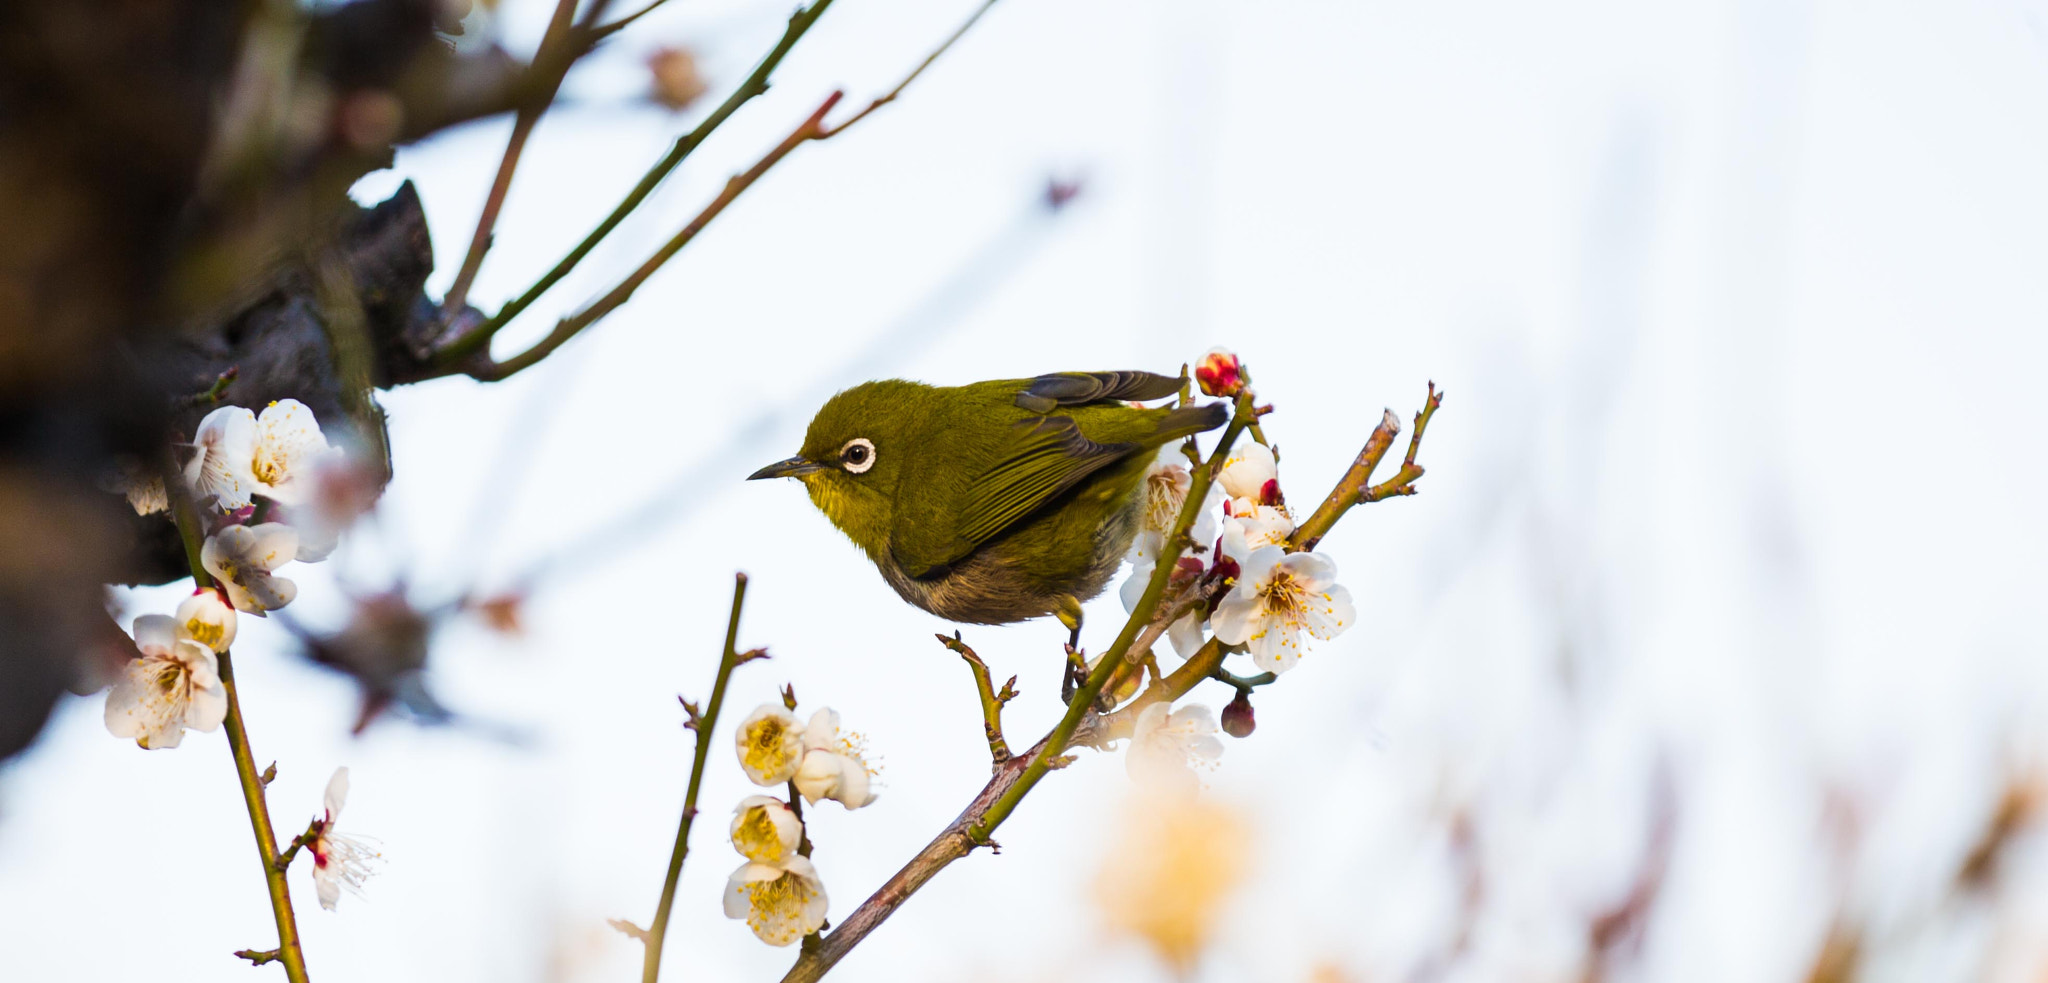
left=723, top=855, right=827, bottom=946
left=1126, top=702, right=1225, bottom=795
left=1211, top=546, right=1353, bottom=673
left=103, top=614, right=226, bottom=750
left=201, top=523, right=299, bottom=613
left=1121, top=557, right=1209, bottom=661
left=1094, top=789, right=1250, bottom=971
left=736, top=704, right=806, bottom=786
left=793, top=708, right=878, bottom=809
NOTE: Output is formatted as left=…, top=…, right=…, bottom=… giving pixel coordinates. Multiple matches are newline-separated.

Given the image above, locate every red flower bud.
left=1258, top=477, right=1285, bottom=507
left=1221, top=690, right=1256, bottom=738
left=1194, top=347, right=1244, bottom=398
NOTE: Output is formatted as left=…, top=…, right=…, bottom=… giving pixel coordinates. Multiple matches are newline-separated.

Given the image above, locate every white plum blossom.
left=103, top=614, right=226, bottom=749
left=307, top=767, right=380, bottom=911
left=250, top=399, right=336, bottom=506
left=730, top=796, right=803, bottom=866
left=1129, top=455, right=1219, bottom=565
left=1217, top=440, right=1280, bottom=505
left=792, top=708, right=878, bottom=809
left=1211, top=546, right=1354, bottom=673
left=174, top=588, right=237, bottom=652
left=201, top=522, right=299, bottom=613
left=1120, top=558, right=1209, bottom=661
left=1220, top=502, right=1296, bottom=559
left=1125, top=701, right=1225, bottom=795
left=735, top=704, right=806, bottom=786
left=183, top=405, right=258, bottom=510
left=723, top=855, right=828, bottom=946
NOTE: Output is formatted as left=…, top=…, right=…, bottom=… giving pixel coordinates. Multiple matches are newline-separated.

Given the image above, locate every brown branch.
left=440, top=0, right=584, bottom=317
left=936, top=631, right=1015, bottom=764
left=818, top=0, right=1000, bottom=138
left=468, top=90, right=844, bottom=381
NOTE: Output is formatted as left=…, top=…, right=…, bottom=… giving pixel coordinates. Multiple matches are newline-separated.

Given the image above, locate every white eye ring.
left=839, top=437, right=877, bottom=474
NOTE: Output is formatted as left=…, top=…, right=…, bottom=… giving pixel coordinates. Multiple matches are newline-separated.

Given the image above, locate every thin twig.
left=1359, top=381, right=1442, bottom=503
left=1289, top=408, right=1402, bottom=550
left=817, top=0, right=1000, bottom=138
left=642, top=573, right=753, bottom=983
left=442, top=0, right=586, bottom=317
left=435, top=0, right=839, bottom=370
left=936, top=631, right=1014, bottom=765
left=163, top=476, right=309, bottom=983
left=591, top=0, right=674, bottom=40
left=471, top=90, right=843, bottom=381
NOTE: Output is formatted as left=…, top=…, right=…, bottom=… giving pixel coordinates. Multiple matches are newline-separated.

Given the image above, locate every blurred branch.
left=432, top=0, right=839, bottom=372
left=640, top=573, right=754, bottom=983
left=937, top=631, right=1016, bottom=765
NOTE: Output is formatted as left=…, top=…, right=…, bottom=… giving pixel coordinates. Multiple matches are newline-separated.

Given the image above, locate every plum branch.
left=777, top=380, right=1445, bottom=983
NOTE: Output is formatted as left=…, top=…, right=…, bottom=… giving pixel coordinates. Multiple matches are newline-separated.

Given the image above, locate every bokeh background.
left=5, top=0, right=2048, bottom=980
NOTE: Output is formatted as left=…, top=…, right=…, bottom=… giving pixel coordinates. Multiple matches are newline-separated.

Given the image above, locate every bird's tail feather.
left=1151, top=402, right=1229, bottom=443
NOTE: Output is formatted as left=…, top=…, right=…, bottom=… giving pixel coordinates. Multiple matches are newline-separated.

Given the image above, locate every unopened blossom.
left=1125, top=701, right=1224, bottom=795
left=723, top=855, right=827, bottom=946
left=730, top=795, right=803, bottom=866
left=174, top=587, right=238, bottom=652
left=735, top=704, right=806, bottom=786
left=792, top=708, right=878, bottom=809
left=1193, top=347, right=1244, bottom=398
left=647, top=47, right=708, bottom=110
left=1218, top=440, right=1281, bottom=505
left=1120, top=557, right=1209, bottom=661
left=308, top=767, right=380, bottom=911
left=1093, top=791, right=1250, bottom=971
left=249, top=399, right=335, bottom=506
left=183, top=405, right=258, bottom=510
left=1220, top=690, right=1256, bottom=738
left=1211, top=546, right=1354, bottom=673
left=104, top=615, right=227, bottom=749
left=201, top=523, right=299, bottom=613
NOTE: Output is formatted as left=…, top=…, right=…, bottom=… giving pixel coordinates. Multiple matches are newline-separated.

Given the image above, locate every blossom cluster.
left=724, top=703, right=880, bottom=945
left=102, top=399, right=374, bottom=750
left=1116, top=347, right=1359, bottom=789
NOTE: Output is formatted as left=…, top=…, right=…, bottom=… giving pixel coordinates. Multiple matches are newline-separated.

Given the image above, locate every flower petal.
left=324, top=767, right=350, bottom=823
left=734, top=705, right=805, bottom=786
left=131, top=614, right=179, bottom=657
left=1210, top=593, right=1258, bottom=646
left=802, top=707, right=842, bottom=752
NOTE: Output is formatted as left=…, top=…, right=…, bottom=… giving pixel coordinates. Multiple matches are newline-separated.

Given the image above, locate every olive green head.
left=747, top=379, right=932, bottom=555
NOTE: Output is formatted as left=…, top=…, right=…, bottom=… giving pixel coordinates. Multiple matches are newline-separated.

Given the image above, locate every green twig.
left=472, top=90, right=844, bottom=381
left=642, top=573, right=753, bottom=983
left=435, top=0, right=838, bottom=371
left=936, top=631, right=1015, bottom=765
left=815, top=0, right=999, bottom=138
left=165, top=478, right=309, bottom=983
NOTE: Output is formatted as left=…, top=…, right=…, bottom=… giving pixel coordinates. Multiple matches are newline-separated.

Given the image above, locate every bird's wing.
left=1012, top=371, right=1182, bottom=413
left=890, top=415, right=1138, bottom=579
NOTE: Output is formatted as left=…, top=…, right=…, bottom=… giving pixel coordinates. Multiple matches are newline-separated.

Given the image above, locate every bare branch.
left=936, top=631, right=1014, bottom=765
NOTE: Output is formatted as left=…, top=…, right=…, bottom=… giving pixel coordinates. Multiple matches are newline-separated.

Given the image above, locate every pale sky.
left=6, top=1, right=2048, bottom=981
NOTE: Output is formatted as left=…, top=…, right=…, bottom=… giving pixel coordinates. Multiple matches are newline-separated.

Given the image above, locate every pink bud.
left=1221, top=691, right=1256, bottom=738
left=1194, top=347, right=1244, bottom=398
left=1259, top=477, right=1285, bottom=507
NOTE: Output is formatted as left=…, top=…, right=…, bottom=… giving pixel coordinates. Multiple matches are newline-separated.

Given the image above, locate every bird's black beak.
left=747, top=456, right=826, bottom=480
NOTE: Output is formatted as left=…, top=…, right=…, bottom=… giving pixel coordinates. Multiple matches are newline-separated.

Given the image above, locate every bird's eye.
left=839, top=437, right=876, bottom=474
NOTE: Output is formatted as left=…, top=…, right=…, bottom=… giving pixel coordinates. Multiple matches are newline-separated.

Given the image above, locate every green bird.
left=747, top=370, right=1227, bottom=632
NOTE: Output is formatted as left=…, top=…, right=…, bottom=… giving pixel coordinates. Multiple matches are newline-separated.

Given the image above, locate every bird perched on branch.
left=749, top=371, right=1226, bottom=635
